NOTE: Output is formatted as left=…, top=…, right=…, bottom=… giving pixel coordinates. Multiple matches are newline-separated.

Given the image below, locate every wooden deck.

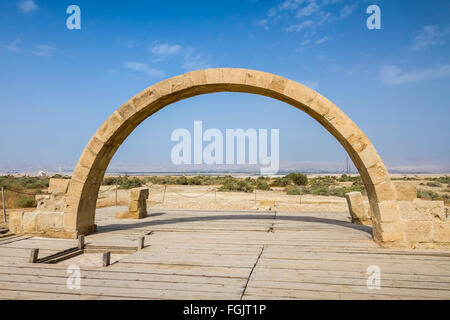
left=0, top=208, right=449, bottom=300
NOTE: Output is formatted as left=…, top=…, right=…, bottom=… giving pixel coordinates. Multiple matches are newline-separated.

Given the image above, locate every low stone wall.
left=115, top=187, right=149, bottom=219
left=9, top=211, right=74, bottom=238
left=346, top=181, right=450, bottom=248
left=8, top=178, right=75, bottom=238
left=392, top=181, right=417, bottom=201
left=36, top=192, right=65, bottom=212
left=398, top=199, right=449, bottom=248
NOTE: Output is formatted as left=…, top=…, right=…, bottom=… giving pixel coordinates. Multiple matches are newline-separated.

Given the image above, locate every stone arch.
left=63, top=68, right=402, bottom=246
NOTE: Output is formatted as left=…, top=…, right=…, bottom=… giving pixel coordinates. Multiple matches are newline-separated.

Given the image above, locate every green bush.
left=417, top=189, right=440, bottom=200
left=285, top=185, right=301, bottom=195
left=337, top=174, right=352, bottom=182
left=287, top=172, right=308, bottom=186
left=425, top=176, right=450, bottom=185
left=256, top=181, right=271, bottom=191
left=175, top=176, right=188, bottom=185
left=103, top=177, right=121, bottom=185
left=329, top=187, right=348, bottom=198
left=0, top=175, right=49, bottom=190
left=118, top=177, right=143, bottom=189
left=426, top=182, right=442, bottom=188
left=15, top=197, right=37, bottom=208
left=271, top=176, right=290, bottom=187
left=51, top=174, right=71, bottom=179
left=187, top=176, right=202, bottom=185
left=218, top=179, right=254, bottom=193
left=310, top=186, right=330, bottom=196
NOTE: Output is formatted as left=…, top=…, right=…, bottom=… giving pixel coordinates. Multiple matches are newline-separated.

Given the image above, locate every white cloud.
left=279, top=0, right=307, bottom=12
left=296, top=1, right=320, bottom=18
left=263, top=0, right=353, bottom=34
left=147, top=41, right=212, bottom=71
left=301, top=39, right=311, bottom=46
left=6, top=38, right=22, bottom=52
left=151, top=43, right=182, bottom=55
left=317, top=11, right=332, bottom=25
left=181, top=48, right=213, bottom=70
left=31, top=44, right=54, bottom=56
left=413, top=25, right=449, bottom=51
left=379, top=65, right=450, bottom=85
left=339, top=4, right=355, bottom=19
left=314, top=36, right=331, bottom=44
left=286, top=20, right=314, bottom=32
left=18, top=0, right=39, bottom=14
left=255, top=19, right=269, bottom=30
left=124, top=62, right=164, bottom=77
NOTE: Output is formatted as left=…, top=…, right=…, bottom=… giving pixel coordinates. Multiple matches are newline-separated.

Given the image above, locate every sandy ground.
left=97, top=184, right=355, bottom=213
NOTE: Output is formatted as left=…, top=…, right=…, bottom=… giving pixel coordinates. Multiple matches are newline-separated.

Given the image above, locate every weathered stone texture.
left=36, top=192, right=65, bottom=212
left=48, top=179, right=70, bottom=193
left=9, top=211, right=64, bottom=235
left=345, top=192, right=371, bottom=225
left=393, top=181, right=417, bottom=201
left=115, top=187, right=149, bottom=219
left=5, top=68, right=441, bottom=248
left=404, top=221, right=432, bottom=243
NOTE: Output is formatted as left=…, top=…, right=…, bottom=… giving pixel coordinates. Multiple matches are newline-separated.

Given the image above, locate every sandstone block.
left=268, top=76, right=287, bottom=94
left=377, top=201, right=401, bottom=223
left=115, top=187, right=149, bottom=220
left=370, top=180, right=398, bottom=202
left=22, top=211, right=38, bottom=232
left=367, top=163, right=390, bottom=186
left=283, top=80, right=317, bottom=107
left=398, top=200, right=431, bottom=221
left=345, top=192, right=371, bottom=224
left=309, top=94, right=332, bottom=117
left=35, top=212, right=64, bottom=231
left=132, top=88, right=161, bottom=112
left=413, top=199, right=446, bottom=221
left=115, top=210, right=147, bottom=219
left=404, top=221, right=432, bottom=243
left=8, top=211, right=24, bottom=234
left=357, top=145, right=380, bottom=170
left=374, top=221, right=404, bottom=243
left=48, top=179, right=70, bottom=193
left=130, top=188, right=149, bottom=201
left=116, top=101, right=136, bottom=121
left=433, top=220, right=450, bottom=243
left=36, top=192, right=65, bottom=212
left=393, top=181, right=417, bottom=201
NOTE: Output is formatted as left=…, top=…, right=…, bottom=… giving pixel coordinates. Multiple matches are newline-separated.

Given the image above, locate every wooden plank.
left=0, top=209, right=448, bottom=300
left=0, top=274, right=244, bottom=294
left=0, top=281, right=240, bottom=300
left=0, top=265, right=247, bottom=285
left=244, top=283, right=449, bottom=299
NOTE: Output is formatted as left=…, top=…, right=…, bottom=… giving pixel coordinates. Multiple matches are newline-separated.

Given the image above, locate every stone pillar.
left=115, top=187, right=149, bottom=219
left=345, top=191, right=372, bottom=225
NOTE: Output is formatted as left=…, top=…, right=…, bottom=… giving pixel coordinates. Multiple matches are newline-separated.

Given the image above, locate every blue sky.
left=0, top=0, right=449, bottom=173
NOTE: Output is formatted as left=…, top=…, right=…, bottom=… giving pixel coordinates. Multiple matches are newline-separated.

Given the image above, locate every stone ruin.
left=9, top=180, right=150, bottom=237
left=9, top=179, right=70, bottom=238
left=346, top=180, right=450, bottom=248
left=6, top=68, right=450, bottom=248
left=345, top=191, right=372, bottom=225
left=115, top=187, right=149, bottom=219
